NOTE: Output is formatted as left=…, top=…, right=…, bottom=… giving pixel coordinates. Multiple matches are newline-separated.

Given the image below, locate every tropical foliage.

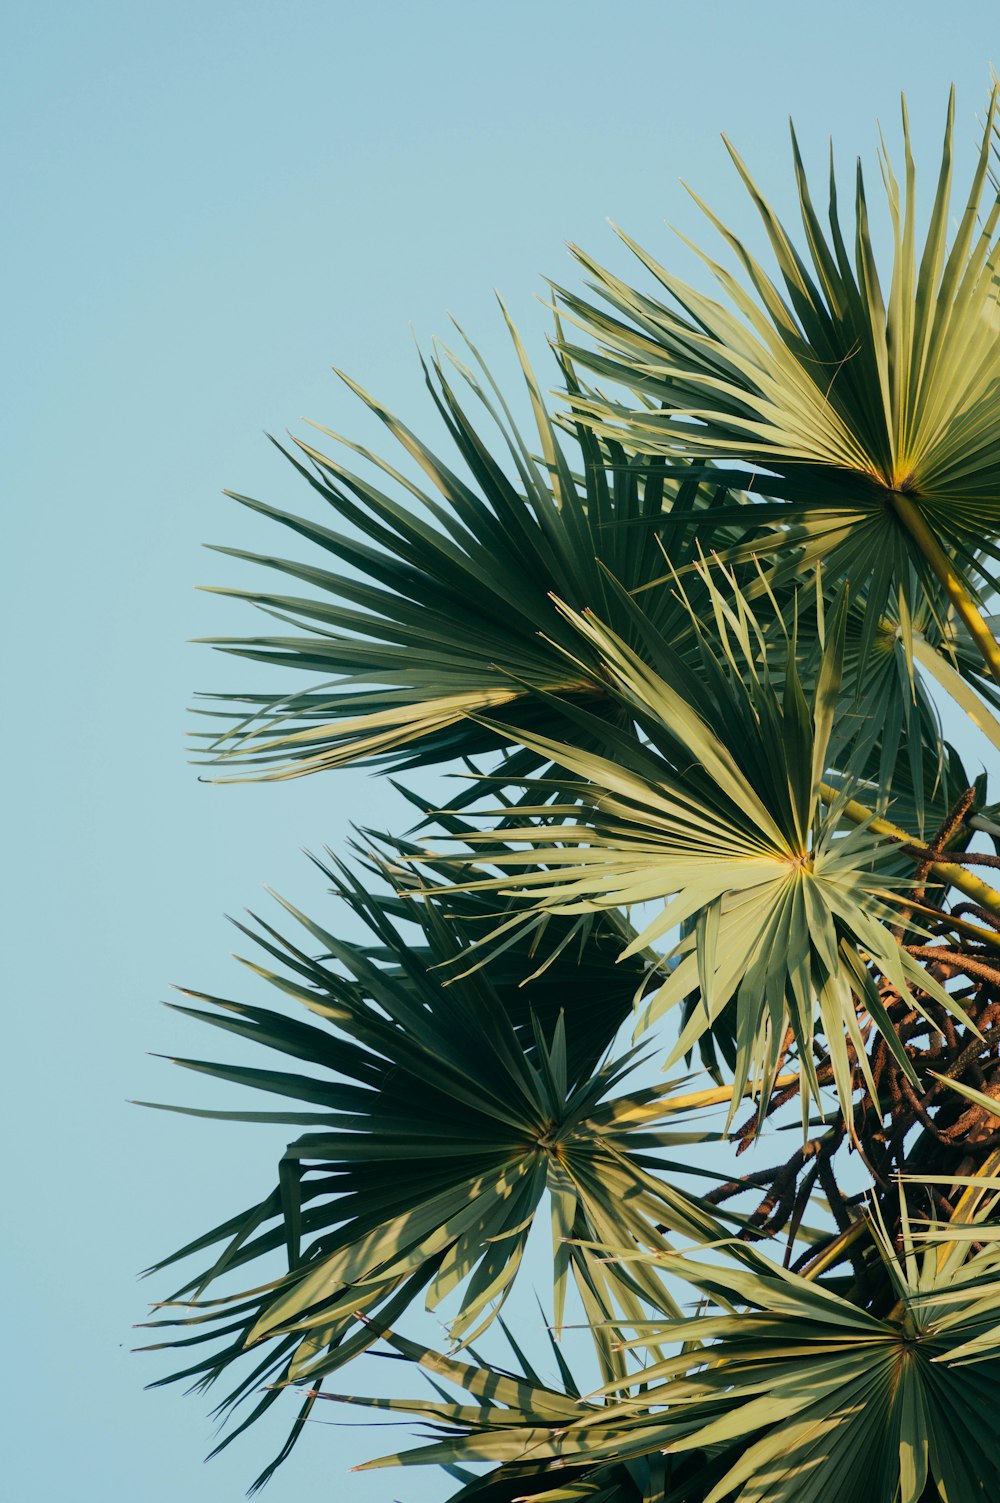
left=144, top=84, right=1000, bottom=1500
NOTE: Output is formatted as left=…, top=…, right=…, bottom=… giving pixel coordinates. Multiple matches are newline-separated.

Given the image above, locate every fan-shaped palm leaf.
left=556, top=87, right=1000, bottom=681
left=429, top=574, right=976, bottom=1122
left=195, top=313, right=734, bottom=780
left=341, top=1184, right=1000, bottom=1503
left=137, top=856, right=728, bottom=1488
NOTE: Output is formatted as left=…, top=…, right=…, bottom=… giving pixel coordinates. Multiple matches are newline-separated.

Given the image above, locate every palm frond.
left=339, top=1193, right=1000, bottom=1503
left=425, top=569, right=971, bottom=1124
left=137, top=855, right=727, bottom=1485
left=555, top=88, right=1000, bottom=667
left=195, top=312, right=736, bottom=780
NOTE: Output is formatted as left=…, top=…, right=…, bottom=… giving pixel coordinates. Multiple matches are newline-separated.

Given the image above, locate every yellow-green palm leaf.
left=340, top=1194, right=1000, bottom=1503
left=556, top=87, right=1000, bottom=672
left=433, top=577, right=967, bottom=1122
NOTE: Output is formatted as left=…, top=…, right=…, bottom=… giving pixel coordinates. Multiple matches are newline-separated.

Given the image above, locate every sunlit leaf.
left=138, top=855, right=727, bottom=1485
left=556, top=88, right=1000, bottom=678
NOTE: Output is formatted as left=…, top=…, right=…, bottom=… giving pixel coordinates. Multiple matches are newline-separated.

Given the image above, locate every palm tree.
left=143, top=86, right=1000, bottom=1501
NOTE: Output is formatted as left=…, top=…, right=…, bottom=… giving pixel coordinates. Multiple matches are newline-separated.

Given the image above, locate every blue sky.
left=4, top=3, right=999, bottom=1499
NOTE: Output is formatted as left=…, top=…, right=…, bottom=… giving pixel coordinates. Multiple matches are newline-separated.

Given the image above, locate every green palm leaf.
left=605, top=1194, right=1000, bottom=1503
left=340, top=1191, right=1000, bottom=1503
left=556, top=87, right=1000, bottom=678
left=430, top=571, right=971, bottom=1122
left=195, top=312, right=733, bottom=780
left=137, top=855, right=726, bottom=1487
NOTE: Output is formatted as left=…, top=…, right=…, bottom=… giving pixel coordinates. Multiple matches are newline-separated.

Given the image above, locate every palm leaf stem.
left=665, top=1075, right=799, bottom=1113
left=819, top=782, right=1000, bottom=918
left=889, top=491, right=1000, bottom=685
left=903, top=895, right=1000, bottom=950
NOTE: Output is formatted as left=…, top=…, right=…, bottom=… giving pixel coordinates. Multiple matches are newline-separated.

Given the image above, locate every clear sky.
left=4, top=2, right=999, bottom=1499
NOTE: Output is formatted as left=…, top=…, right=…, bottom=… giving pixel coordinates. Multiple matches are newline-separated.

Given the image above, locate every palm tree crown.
left=144, top=83, right=1000, bottom=1503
